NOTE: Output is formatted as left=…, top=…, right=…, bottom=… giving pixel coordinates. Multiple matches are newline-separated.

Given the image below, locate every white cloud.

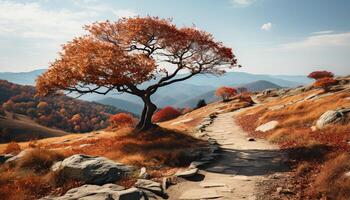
left=0, top=1, right=137, bottom=40
left=311, top=30, right=334, bottom=35
left=230, top=0, right=255, bottom=7
left=280, top=32, right=350, bottom=50
left=261, top=22, right=272, bottom=31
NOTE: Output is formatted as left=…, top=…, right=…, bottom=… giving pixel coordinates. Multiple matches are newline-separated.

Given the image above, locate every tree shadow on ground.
left=202, top=144, right=331, bottom=176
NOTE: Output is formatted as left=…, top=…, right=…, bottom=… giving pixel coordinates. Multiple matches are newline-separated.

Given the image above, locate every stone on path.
left=199, top=181, right=226, bottom=188
left=135, top=179, right=163, bottom=194
left=40, top=184, right=146, bottom=200
left=255, top=121, right=279, bottom=132
left=175, top=168, right=199, bottom=178
left=179, top=189, right=223, bottom=200
left=51, top=154, right=133, bottom=185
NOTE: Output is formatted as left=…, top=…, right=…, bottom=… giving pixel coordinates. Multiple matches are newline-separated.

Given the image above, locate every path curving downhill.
left=168, top=110, right=288, bottom=200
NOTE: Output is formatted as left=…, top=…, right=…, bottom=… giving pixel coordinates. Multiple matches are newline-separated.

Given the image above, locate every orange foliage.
left=152, top=106, right=181, bottom=123
left=35, top=16, right=238, bottom=130
left=313, top=77, right=338, bottom=91
left=3, top=142, right=21, bottom=154
left=109, top=113, right=135, bottom=128
left=215, top=86, right=237, bottom=101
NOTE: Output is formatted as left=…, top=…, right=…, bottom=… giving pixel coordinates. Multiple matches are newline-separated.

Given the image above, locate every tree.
left=215, top=86, right=237, bottom=102
left=313, top=77, right=338, bottom=92
left=36, top=17, right=238, bottom=131
left=307, top=71, right=334, bottom=80
left=109, top=113, right=135, bottom=128
left=196, top=99, right=207, bottom=109
left=152, top=106, right=182, bottom=123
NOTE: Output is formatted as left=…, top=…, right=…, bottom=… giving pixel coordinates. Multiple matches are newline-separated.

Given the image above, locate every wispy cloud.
left=229, top=0, right=255, bottom=7
left=261, top=22, right=272, bottom=31
left=311, top=30, right=334, bottom=35
left=279, top=32, right=350, bottom=50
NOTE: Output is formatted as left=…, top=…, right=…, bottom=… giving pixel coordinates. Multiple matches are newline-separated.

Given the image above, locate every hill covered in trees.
left=0, top=80, right=130, bottom=137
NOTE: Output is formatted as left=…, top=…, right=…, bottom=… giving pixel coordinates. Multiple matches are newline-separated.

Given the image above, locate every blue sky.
left=0, top=0, right=349, bottom=75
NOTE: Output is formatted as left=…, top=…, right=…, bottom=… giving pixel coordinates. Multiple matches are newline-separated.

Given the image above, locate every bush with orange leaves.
left=313, top=77, right=338, bottom=92
left=3, top=142, right=21, bottom=154
left=152, top=106, right=181, bottom=123
left=109, top=113, right=135, bottom=128
left=215, top=86, right=237, bottom=102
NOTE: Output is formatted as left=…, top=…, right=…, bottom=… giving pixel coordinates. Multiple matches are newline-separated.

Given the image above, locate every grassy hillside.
left=0, top=80, right=130, bottom=142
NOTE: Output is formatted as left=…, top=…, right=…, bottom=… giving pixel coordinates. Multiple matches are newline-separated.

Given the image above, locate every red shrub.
left=215, top=86, right=237, bottom=101
left=109, top=113, right=135, bottom=128
left=152, top=106, right=181, bottom=123
left=313, top=77, right=338, bottom=91
left=308, top=71, right=334, bottom=80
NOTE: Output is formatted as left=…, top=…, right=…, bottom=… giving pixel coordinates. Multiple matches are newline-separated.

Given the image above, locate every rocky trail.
left=168, top=110, right=288, bottom=200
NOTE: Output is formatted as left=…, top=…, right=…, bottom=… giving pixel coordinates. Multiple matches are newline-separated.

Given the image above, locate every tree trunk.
left=136, top=96, right=157, bottom=131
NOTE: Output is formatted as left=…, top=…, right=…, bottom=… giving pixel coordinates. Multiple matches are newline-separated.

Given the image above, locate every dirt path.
left=167, top=110, right=288, bottom=200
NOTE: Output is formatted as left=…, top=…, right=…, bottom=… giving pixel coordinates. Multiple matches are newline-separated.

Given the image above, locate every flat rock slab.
left=179, top=189, right=223, bottom=199
left=175, top=168, right=199, bottom=178
left=255, top=121, right=279, bottom=132
left=199, top=182, right=226, bottom=188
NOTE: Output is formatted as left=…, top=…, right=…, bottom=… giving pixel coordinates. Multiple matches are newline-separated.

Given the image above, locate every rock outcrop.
left=51, top=154, right=133, bottom=185
left=316, top=108, right=350, bottom=129
left=40, top=184, right=146, bottom=200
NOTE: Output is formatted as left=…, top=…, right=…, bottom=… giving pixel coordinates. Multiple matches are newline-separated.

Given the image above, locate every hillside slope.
left=0, top=113, right=68, bottom=143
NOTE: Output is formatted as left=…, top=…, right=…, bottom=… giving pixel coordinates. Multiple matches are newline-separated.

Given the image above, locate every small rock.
left=247, top=138, right=255, bottom=142
left=135, top=179, right=163, bottom=194
left=189, top=161, right=209, bottom=168
left=0, top=154, right=14, bottom=164
left=5, top=149, right=29, bottom=163
left=175, top=168, right=199, bottom=178
left=311, top=126, right=317, bottom=132
left=139, top=167, right=150, bottom=179
left=344, top=171, right=350, bottom=177
left=162, top=177, right=168, bottom=190
left=79, top=144, right=92, bottom=148
left=276, top=187, right=283, bottom=194
left=255, top=121, right=279, bottom=132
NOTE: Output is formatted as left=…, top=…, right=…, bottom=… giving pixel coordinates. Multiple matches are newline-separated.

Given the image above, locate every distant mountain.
left=0, top=69, right=311, bottom=112
left=0, top=69, right=46, bottom=85
left=235, top=80, right=282, bottom=92
left=175, top=80, right=282, bottom=108
left=97, top=97, right=143, bottom=115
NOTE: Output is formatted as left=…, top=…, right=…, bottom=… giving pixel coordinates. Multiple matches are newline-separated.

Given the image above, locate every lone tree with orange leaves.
left=36, top=17, right=238, bottom=131
left=215, top=86, right=237, bottom=102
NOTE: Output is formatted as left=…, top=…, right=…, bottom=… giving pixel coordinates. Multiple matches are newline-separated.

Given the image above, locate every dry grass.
left=16, top=148, right=65, bottom=174
left=59, top=127, right=207, bottom=167
left=313, top=153, right=350, bottom=199
left=0, top=147, right=81, bottom=200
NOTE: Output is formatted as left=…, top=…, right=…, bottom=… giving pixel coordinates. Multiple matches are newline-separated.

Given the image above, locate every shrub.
left=196, top=99, right=207, bottom=109
left=3, top=142, right=21, bottom=154
left=152, top=106, right=181, bottom=123
left=109, top=113, right=135, bottom=128
left=16, top=148, right=65, bottom=174
left=215, top=86, right=237, bottom=102
left=313, top=77, right=338, bottom=92
left=308, top=71, right=334, bottom=80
